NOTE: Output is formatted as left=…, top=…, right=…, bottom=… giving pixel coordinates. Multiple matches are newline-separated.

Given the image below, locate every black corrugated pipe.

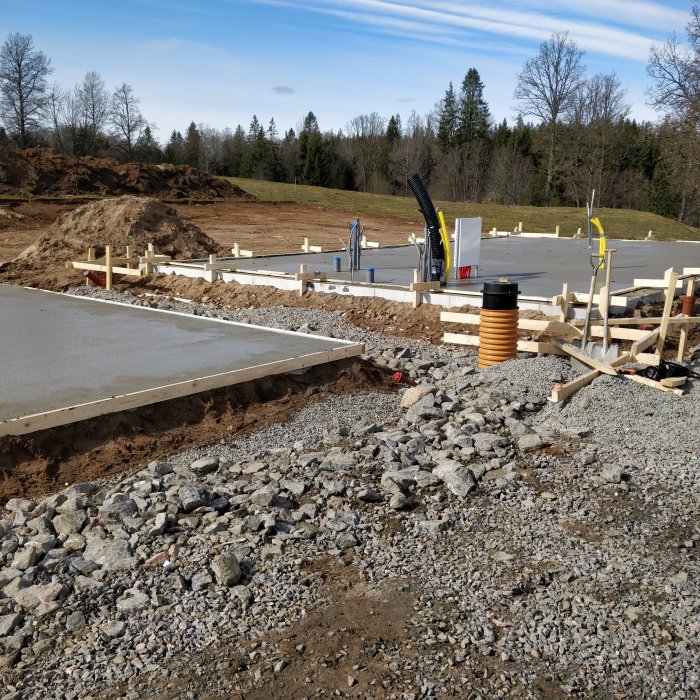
left=408, top=175, right=444, bottom=262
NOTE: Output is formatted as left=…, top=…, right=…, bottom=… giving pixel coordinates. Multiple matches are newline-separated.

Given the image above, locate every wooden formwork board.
left=0, top=345, right=362, bottom=437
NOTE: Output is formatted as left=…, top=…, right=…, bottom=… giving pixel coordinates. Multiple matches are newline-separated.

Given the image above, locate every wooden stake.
left=549, top=353, right=632, bottom=403
left=413, top=268, right=421, bottom=309
left=621, top=372, right=684, bottom=396
left=209, top=254, right=217, bottom=283
left=105, top=245, right=113, bottom=290
left=656, top=270, right=679, bottom=356
left=86, top=247, right=95, bottom=286
left=558, top=282, right=569, bottom=322
left=677, top=278, right=696, bottom=361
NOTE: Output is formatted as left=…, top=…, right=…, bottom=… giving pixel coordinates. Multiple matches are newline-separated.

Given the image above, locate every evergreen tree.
left=437, top=82, right=457, bottom=150
left=382, top=114, right=402, bottom=192
left=240, top=116, right=266, bottom=178
left=184, top=121, right=201, bottom=167
left=279, top=127, right=299, bottom=182
left=298, top=110, right=321, bottom=184
left=164, top=129, right=184, bottom=164
left=492, top=118, right=511, bottom=149
left=457, top=68, right=490, bottom=144
left=134, top=125, right=162, bottom=163
left=302, top=130, right=330, bottom=186
left=248, top=114, right=261, bottom=140
left=263, top=118, right=283, bottom=181
left=222, top=125, right=246, bottom=176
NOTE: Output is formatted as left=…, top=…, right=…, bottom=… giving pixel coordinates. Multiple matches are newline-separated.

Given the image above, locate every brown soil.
left=0, top=147, right=252, bottom=200
left=0, top=359, right=395, bottom=504
left=114, top=565, right=424, bottom=700
left=18, top=195, right=222, bottom=263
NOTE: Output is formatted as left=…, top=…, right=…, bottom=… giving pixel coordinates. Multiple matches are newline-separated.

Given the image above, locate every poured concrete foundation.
left=223, top=238, right=700, bottom=297
left=0, top=285, right=363, bottom=436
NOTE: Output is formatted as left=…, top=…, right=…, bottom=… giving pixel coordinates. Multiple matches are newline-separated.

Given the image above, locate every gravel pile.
left=1, top=288, right=698, bottom=699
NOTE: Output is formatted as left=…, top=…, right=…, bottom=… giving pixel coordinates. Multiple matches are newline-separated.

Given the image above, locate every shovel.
left=570, top=250, right=619, bottom=371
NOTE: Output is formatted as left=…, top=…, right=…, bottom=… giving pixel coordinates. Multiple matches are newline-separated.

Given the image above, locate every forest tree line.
left=1, top=4, right=699, bottom=225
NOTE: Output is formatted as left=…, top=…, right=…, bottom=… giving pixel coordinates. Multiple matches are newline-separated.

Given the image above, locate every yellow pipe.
left=437, top=209, right=451, bottom=284
left=591, top=217, right=606, bottom=268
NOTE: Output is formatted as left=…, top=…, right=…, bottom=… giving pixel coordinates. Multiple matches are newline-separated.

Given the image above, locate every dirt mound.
left=0, top=147, right=252, bottom=200
left=14, top=196, right=224, bottom=268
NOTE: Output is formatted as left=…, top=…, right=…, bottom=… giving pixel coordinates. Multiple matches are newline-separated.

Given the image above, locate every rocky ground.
left=1, top=289, right=699, bottom=699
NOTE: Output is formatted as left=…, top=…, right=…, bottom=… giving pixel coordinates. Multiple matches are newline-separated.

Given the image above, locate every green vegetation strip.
left=228, top=177, right=700, bottom=242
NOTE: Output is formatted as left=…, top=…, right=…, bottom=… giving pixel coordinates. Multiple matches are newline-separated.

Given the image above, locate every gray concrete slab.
left=0, top=285, right=362, bottom=435
left=222, top=238, right=700, bottom=296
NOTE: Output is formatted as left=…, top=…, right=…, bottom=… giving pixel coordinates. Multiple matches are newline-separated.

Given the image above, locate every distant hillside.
left=229, top=177, right=700, bottom=242
left=0, top=148, right=254, bottom=201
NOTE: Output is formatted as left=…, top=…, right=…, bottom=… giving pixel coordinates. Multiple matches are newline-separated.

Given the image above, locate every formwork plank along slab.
left=0, top=285, right=364, bottom=436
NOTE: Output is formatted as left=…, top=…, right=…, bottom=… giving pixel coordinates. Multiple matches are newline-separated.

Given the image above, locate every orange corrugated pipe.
left=478, top=280, right=520, bottom=368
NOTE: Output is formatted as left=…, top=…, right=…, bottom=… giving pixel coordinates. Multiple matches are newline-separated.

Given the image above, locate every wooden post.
left=558, top=282, right=569, bottom=322
left=677, top=278, right=696, bottom=361
left=302, top=237, right=309, bottom=253
left=656, top=270, right=679, bottom=356
left=518, top=221, right=523, bottom=233
left=125, top=245, right=132, bottom=270
left=232, top=242, right=240, bottom=258
left=413, top=268, right=421, bottom=309
left=105, top=245, right=113, bottom=291
left=209, top=254, right=217, bottom=283
left=86, top=247, right=95, bottom=286
left=299, top=263, right=307, bottom=296
left=555, top=224, right=560, bottom=237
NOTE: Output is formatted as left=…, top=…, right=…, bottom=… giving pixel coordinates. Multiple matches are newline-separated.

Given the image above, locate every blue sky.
left=2, top=0, right=694, bottom=142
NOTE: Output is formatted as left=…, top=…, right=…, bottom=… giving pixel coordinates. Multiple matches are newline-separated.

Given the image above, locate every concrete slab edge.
left=0, top=343, right=364, bottom=437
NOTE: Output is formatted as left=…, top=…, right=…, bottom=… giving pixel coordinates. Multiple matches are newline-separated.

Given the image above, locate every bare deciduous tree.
left=488, top=146, right=532, bottom=204
left=647, top=3, right=700, bottom=222
left=46, top=81, right=68, bottom=153
left=514, top=31, right=585, bottom=204
left=0, top=32, right=52, bottom=147
left=647, top=10, right=700, bottom=124
left=388, top=111, right=433, bottom=196
left=345, top=112, right=386, bottom=192
left=72, top=71, right=109, bottom=156
left=110, top=83, right=146, bottom=159
left=564, top=73, right=629, bottom=204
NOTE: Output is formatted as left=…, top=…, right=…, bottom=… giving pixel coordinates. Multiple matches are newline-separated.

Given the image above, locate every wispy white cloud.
left=248, top=0, right=673, bottom=61
left=136, top=37, right=232, bottom=60
left=517, top=0, right=688, bottom=30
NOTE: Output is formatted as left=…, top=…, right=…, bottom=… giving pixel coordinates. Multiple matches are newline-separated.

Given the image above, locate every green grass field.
left=229, top=177, right=700, bottom=242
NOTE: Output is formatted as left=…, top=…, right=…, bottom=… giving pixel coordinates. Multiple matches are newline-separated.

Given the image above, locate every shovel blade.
left=569, top=340, right=619, bottom=372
